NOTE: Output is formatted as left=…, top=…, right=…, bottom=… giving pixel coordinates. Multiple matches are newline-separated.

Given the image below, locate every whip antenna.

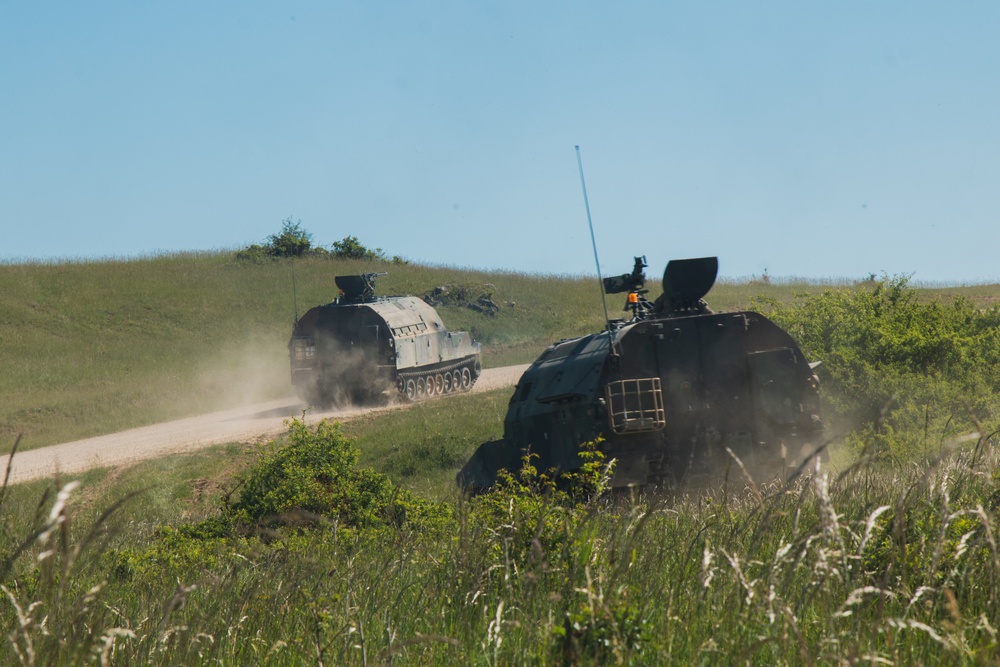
left=291, top=267, right=299, bottom=324
left=575, top=146, right=611, bottom=330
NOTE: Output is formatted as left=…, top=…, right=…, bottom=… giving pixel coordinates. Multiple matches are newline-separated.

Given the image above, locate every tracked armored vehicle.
left=458, top=257, right=822, bottom=491
left=290, top=272, right=481, bottom=406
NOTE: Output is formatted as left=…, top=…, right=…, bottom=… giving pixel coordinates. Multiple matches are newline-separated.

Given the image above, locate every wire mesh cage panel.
left=605, top=377, right=666, bottom=434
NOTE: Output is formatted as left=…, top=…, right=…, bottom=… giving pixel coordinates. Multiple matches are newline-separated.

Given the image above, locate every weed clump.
left=468, top=444, right=611, bottom=574
left=456, top=445, right=657, bottom=662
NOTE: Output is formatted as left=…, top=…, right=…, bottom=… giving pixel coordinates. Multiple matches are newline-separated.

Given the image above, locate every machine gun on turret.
left=603, top=256, right=653, bottom=322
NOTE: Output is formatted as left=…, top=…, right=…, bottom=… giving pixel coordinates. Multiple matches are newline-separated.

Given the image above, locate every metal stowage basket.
left=605, top=377, right=666, bottom=434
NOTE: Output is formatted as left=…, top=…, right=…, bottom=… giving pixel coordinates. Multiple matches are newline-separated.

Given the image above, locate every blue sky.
left=2, top=2, right=998, bottom=282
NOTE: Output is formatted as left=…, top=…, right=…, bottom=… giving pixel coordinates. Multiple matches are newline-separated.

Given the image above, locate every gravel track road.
left=7, top=364, right=529, bottom=485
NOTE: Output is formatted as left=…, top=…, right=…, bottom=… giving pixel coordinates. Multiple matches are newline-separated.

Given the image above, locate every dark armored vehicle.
left=290, top=273, right=481, bottom=406
left=458, top=257, right=822, bottom=490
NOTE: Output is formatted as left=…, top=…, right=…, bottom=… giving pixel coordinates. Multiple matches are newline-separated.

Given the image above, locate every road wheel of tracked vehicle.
left=460, top=367, right=472, bottom=390
left=405, top=379, right=417, bottom=400
left=451, top=369, right=463, bottom=391
left=424, top=375, right=436, bottom=395
left=443, top=372, right=453, bottom=394
left=433, top=373, right=445, bottom=395
left=416, top=377, right=426, bottom=398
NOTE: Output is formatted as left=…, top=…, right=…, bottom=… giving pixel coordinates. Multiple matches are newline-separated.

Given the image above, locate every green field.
left=0, top=253, right=606, bottom=450
left=2, top=253, right=1000, bottom=664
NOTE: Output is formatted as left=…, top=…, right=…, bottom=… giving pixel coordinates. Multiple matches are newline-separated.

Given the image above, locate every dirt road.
left=6, top=364, right=529, bottom=485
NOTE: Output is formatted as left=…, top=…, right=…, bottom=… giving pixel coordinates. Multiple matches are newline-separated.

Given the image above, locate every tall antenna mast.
left=291, top=266, right=299, bottom=324
left=575, top=145, right=611, bottom=330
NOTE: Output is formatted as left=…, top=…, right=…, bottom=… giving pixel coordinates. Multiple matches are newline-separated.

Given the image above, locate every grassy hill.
left=0, top=253, right=600, bottom=449
left=3, top=252, right=1000, bottom=664
left=0, top=252, right=880, bottom=451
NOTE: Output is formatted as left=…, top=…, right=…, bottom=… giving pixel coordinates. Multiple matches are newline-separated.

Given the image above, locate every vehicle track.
left=6, top=364, right=529, bottom=485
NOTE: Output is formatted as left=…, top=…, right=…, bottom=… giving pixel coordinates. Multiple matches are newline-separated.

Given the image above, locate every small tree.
left=236, top=217, right=322, bottom=261
left=266, top=217, right=313, bottom=257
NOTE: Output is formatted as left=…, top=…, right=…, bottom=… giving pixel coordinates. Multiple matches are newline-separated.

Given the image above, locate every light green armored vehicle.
left=289, top=273, right=481, bottom=406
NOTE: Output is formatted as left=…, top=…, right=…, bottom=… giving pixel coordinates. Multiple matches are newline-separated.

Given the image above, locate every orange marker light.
left=627, top=292, right=638, bottom=304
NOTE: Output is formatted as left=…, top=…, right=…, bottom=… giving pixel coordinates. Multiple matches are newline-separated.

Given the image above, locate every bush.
left=329, top=235, right=384, bottom=261
left=106, top=418, right=452, bottom=581
left=327, top=235, right=408, bottom=263
left=237, top=223, right=409, bottom=263
left=226, top=417, right=450, bottom=532
left=755, top=276, right=1000, bottom=457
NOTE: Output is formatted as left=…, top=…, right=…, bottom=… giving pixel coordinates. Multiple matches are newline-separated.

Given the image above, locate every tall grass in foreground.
left=2, top=419, right=998, bottom=665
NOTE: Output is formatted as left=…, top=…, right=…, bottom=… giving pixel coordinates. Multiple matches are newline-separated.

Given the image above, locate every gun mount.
left=334, top=272, right=388, bottom=304
left=603, top=255, right=648, bottom=295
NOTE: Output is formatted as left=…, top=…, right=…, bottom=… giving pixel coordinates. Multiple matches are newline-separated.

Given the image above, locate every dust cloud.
left=291, top=336, right=396, bottom=409
left=190, top=333, right=294, bottom=410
